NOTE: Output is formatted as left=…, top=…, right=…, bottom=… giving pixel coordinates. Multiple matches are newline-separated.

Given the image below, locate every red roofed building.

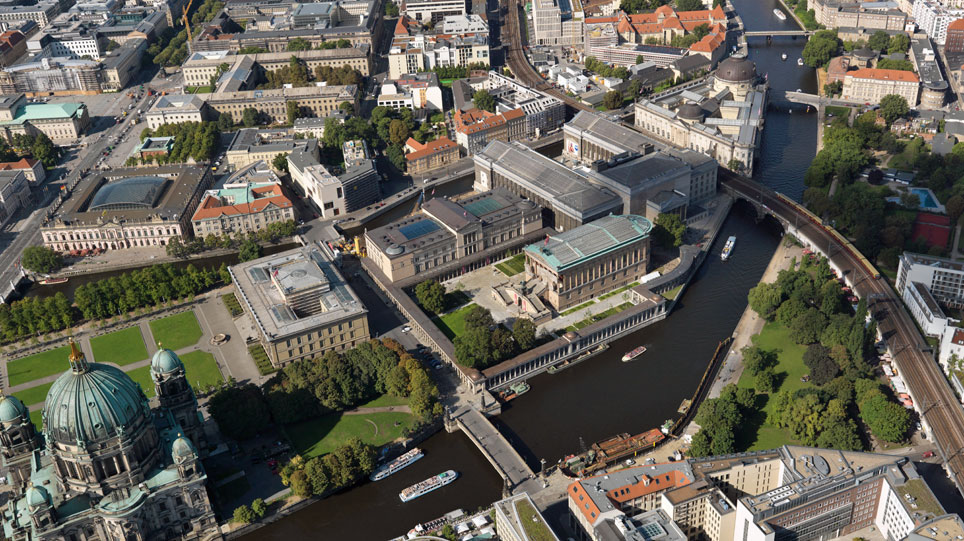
left=0, top=31, right=26, bottom=66
left=404, top=136, right=460, bottom=174
left=191, top=183, right=295, bottom=237
left=453, top=107, right=525, bottom=154
left=0, top=157, right=44, bottom=184
left=946, top=19, right=964, bottom=53
left=842, top=68, right=920, bottom=105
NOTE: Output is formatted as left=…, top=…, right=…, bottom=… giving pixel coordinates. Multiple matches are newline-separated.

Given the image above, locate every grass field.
left=149, top=311, right=203, bottom=351
left=179, top=350, right=224, bottom=389
left=516, top=498, right=556, bottom=541
left=735, top=321, right=811, bottom=450
left=16, top=382, right=54, bottom=406
left=432, top=303, right=478, bottom=339
left=29, top=409, right=42, bottom=431
left=495, top=254, right=526, bottom=277
left=561, top=300, right=596, bottom=316
left=90, top=327, right=148, bottom=366
left=7, top=345, right=71, bottom=387
left=249, top=344, right=277, bottom=376
left=567, top=302, right=633, bottom=332
left=286, top=411, right=416, bottom=458
left=662, top=285, right=684, bottom=300
left=824, top=105, right=850, bottom=118
left=358, top=395, right=409, bottom=408
left=125, top=365, right=157, bottom=398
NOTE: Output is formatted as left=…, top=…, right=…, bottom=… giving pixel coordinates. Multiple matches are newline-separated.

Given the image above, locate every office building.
left=564, top=109, right=656, bottom=162
left=402, top=0, right=467, bottom=22
left=203, top=85, right=358, bottom=125
left=145, top=94, right=208, bottom=129
left=569, top=446, right=943, bottom=541
left=466, top=71, right=566, bottom=138
left=0, top=344, right=218, bottom=541
left=229, top=244, right=370, bottom=368
left=810, top=0, right=907, bottom=30
left=225, top=129, right=320, bottom=172
left=493, top=493, right=561, bottom=541
left=181, top=47, right=371, bottom=88
left=532, top=0, right=586, bottom=46
left=0, top=93, right=89, bottom=144
left=913, top=0, right=964, bottom=45
left=474, top=140, right=624, bottom=231
left=405, top=136, right=460, bottom=174
left=635, top=56, right=766, bottom=175
left=910, top=37, right=948, bottom=109
left=365, top=189, right=544, bottom=283
left=842, top=68, right=920, bottom=105
left=41, top=166, right=213, bottom=252
left=0, top=1, right=62, bottom=28
left=524, top=214, right=651, bottom=311
left=28, top=14, right=104, bottom=60
left=287, top=143, right=379, bottom=218
left=378, top=72, right=444, bottom=111
left=946, top=18, right=964, bottom=52
left=191, top=182, right=295, bottom=237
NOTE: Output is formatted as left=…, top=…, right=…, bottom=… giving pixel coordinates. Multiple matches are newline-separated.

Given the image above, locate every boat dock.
left=449, top=406, right=540, bottom=496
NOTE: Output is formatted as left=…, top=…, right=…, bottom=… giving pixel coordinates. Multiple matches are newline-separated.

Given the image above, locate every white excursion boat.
left=399, top=470, right=459, bottom=502
left=721, top=236, right=736, bottom=261
left=622, top=346, right=647, bottom=362
left=781, top=53, right=788, bottom=60
left=773, top=8, right=787, bottom=20
left=370, top=448, right=424, bottom=481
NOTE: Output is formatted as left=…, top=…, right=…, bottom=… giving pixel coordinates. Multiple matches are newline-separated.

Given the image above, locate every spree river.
left=249, top=4, right=814, bottom=540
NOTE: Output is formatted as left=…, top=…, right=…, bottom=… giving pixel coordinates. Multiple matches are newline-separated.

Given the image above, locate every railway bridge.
left=719, top=170, right=964, bottom=499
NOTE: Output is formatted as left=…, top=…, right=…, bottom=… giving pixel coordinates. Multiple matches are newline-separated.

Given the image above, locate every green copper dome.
left=44, top=362, right=149, bottom=446
left=151, top=348, right=183, bottom=375
left=0, top=394, right=27, bottom=422
left=25, top=484, right=51, bottom=512
left=171, top=434, right=197, bottom=464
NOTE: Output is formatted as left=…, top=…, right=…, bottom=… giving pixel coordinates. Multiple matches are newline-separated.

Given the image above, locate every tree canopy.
left=802, top=30, right=840, bottom=68
left=22, top=246, right=63, bottom=274
left=473, top=89, right=496, bottom=112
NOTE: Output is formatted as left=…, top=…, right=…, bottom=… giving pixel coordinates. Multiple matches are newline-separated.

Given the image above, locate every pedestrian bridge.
left=780, top=91, right=869, bottom=107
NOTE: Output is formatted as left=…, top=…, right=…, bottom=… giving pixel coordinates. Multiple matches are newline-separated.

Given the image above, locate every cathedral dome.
left=151, top=348, right=184, bottom=375
left=171, top=435, right=197, bottom=464
left=44, top=361, right=150, bottom=446
left=25, top=484, right=51, bottom=512
left=0, top=394, right=27, bottom=422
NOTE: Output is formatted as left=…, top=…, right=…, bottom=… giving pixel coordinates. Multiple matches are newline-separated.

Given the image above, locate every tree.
left=233, top=505, right=256, bottom=523
left=287, top=37, right=312, bottom=51
left=22, top=246, right=63, bottom=274
left=286, top=101, right=302, bottom=125
left=756, top=367, right=777, bottom=393
left=251, top=498, right=267, bottom=519
left=803, top=343, right=840, bottom=384
left=512, top=318, right=537, bottom=350
left=603, top=90, right=623, bottom=110
left=790, top=308, right=827, bottom=345
left=742, top=346, right=775, bottom=376
left=464, top=305, right=494, bottom=330
left=802, top=30, right=839, bottom=68
left=888, top=33, right=910, bottom=53
left=208, top=384, right=272, bottom=440
left=239, top=239, right=263, bottom=262
left=339, top=101, right=354, bottom=114
left=727, top=158, right=744, bottom=172
left=823, top=80, right=842, bottom=96
left=385, top=0, right=399, bottom=15
left=880, top=94, right=909, bottom=125
left=676, top=0, right=703, bottom=10
left=217, top=112, right=233, bottom=131
left=868, top=30, right=890, bottom=51
left=272, top=153, right=289, bottom=174
left=748, top=282, right=784, bottom=320
left=859, top=393, right=911, bottom=442
left=388, top=119, right=409, bottom=146
left=415, top=280, right=446, bottom=314
left=876, top=57, right=914, bottom=71
left=242, top=107, right=259, bottom=128
left=454, top=327, right=493, bottom=368
left=289, top=470, right=311, bottom=497
left=653, top=213, right=686, bottom=247
left=473, top=89, right=496, bottom=112
left=627, top=78, right=643, bottom=98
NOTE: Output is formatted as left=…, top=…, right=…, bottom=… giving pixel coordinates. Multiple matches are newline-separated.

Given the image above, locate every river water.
left=248, top=5, right=814, bottom=540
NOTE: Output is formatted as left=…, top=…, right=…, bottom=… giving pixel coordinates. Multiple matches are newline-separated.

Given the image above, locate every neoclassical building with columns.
left=0, top=341, right=220, bottom=541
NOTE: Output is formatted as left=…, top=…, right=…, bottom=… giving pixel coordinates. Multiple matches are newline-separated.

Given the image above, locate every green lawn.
left=7, top=345, right=71, bottom=387
left=186, top=85, right=213, bottom=93
left=286, top=411, right=417, bottom=458
left=825, top=105, right=850, bottom=118
left=561, top=300, right=596, bottom=316
left=515, top=499, right=556, bottom=541
left=149, top=311, right=203, bottom=351
left=599, top=282, right=639, bottom=301
left=662, top=284, right=683, bottom=300
left=495, top=254, right=526, bottom=277
left=29, top=409, right=42, bottom=431
left=90, top=327, right=148, bottom=366
left=897, top=479, right=944, bottom=518
left=566, top=302, right=633, bottom=331
left=359, top=395, right=409, bottom=408
left=432, top=303, right=478, bottom=339
left=179, top=350, right=224, bottom=390
left=16, top=382, right=54, bottom=406
left=249, top=344, right=277, bottom=376
left=735, top=321, right=812, bottom=450
left=125, top=365, right=157, bottom=398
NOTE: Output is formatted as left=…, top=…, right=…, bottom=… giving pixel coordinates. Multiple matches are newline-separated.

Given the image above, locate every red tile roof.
left=848, top=68, right=920, bottom=82
left=192, top=185, right=293, bottom=221
left=0, top=158, right=37, bottom=170
left=949, top=18, right=964, bottom=31
left=454, top=107, right=522, bottom=135
left=405, top=136, right=458, bottom=161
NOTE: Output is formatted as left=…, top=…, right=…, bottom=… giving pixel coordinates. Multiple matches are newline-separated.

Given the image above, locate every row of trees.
left=428, top=62, right=489, bottom=80
left=0, top=262, right=231, bottom=343
left=207, top=338, right=442, bottom=440
left=138, top=121, right=221, bottom=164
left=282, top=438, right=377, bottom=498
left=165, top=221, right=296, bottom=259
left=452, top=305, right=538, bottom=369
left=584, top=57, right=630, bottom=81
left=22, top=246, right=63, bottom=274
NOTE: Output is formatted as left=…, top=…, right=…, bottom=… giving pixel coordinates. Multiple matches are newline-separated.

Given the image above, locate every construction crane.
left=182, top=0, right=196, bottom=44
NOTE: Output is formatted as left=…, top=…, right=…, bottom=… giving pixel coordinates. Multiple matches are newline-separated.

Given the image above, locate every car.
left=402, top=325, right=412, bottom=333
left=923, top=451, right=935, bottom=458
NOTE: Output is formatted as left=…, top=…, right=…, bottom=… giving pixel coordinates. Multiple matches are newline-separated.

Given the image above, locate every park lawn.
left=7, top=346, right=71, bottom=387
left=735, top=321, right=812, bottom=451
left=149, top=311, right=203, bottom=351
left=179, top=350, right=224, bottom=389
left=29, top=409, right=42, bottom=431
left=359, top=395, right=409, bottom=408
left=432, top=303, right=478, bottom=339
left=90, top=327, right=148, bottom=366
left=824, top=105, right=850, bottom=118
left=662, top=285, right=683, bottom=300
left=495, top=254, right=526, bottom=277
left=16, top=381, right=54, bottom=406
left=286, top=411, right=417, bottom=458
left=125, top=366, right=157, bottom=398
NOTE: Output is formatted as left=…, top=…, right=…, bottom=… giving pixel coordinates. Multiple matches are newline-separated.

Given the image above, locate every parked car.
left=401, top=325, right=412, bottom=333
left=923, top=451, right=935, bottom=458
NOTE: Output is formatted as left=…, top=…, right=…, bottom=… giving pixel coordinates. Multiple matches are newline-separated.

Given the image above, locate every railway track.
left=721, top=171, right=964, bottom=497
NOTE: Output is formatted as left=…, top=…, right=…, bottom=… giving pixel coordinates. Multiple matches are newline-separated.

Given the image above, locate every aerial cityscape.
left=1, top=0, right=964, bottom=537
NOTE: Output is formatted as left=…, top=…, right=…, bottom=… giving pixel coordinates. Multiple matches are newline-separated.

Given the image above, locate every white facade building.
left=913, top=0, right=964, bottom=44
left=402, top=0, right=467, bottom=22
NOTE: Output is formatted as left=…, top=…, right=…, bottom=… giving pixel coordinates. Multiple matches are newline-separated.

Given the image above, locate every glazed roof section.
left=525, top=214, right=652, bottom=272
left=475, top=140, right=623, bottom=219
left=565, top=110, right=660, bottom=156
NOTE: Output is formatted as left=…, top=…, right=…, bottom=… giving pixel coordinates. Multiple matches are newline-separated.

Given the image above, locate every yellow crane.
left=182, top=0, right=196, bottom=43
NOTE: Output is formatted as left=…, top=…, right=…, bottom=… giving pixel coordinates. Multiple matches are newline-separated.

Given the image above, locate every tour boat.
left=370, top=448, right=424, bottom=481
left=498, top=381, right=531, bottom=402
left=781, top=53, right=787, bottom=60
left=38, top=277, right=67, bottom=285
left=721, top=236, right=736, bottom=261
left=621, top=346, right=647, bottom=362
left=773, top=8, right=787, bottom=20
left=797, top=58, right=804, bottom=66
left=399, top=470, right=459, bottom=502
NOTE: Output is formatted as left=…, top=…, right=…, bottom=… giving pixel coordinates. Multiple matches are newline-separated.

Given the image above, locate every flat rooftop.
left=230, top=244, right=367, bottom=340
left=566, top=110, right=660, bottom=156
